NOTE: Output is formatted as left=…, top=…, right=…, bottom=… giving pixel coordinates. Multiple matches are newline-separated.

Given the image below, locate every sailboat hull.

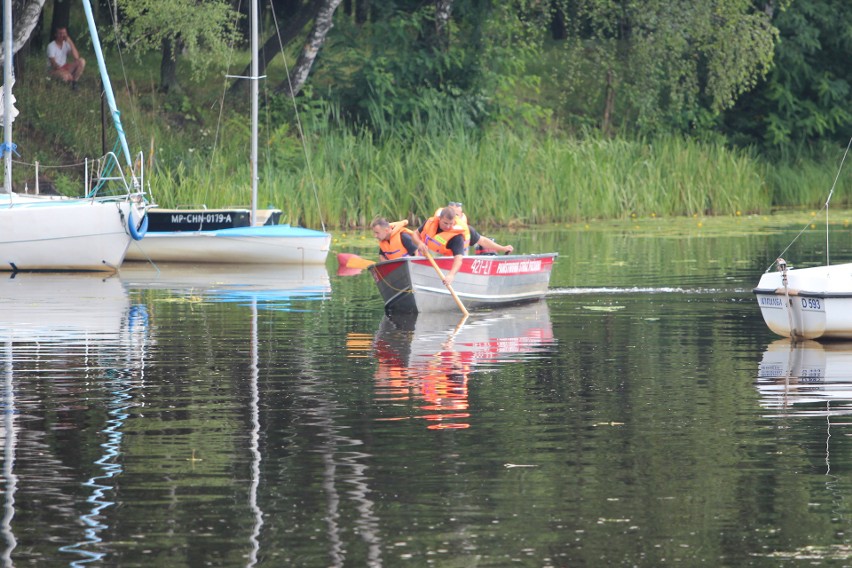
left=0, top=195, right=138, bottom=271
left=124, top=224, right=331, bottom=264
left=754, top=262, right=852, bottom=339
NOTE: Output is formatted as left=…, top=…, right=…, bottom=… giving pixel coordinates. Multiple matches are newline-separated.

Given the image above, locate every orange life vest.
left=379, top=220, right=415, bottom=260
left=433, top=208, right=471, bottom=248
left=420, top=216, right=465, bottom=256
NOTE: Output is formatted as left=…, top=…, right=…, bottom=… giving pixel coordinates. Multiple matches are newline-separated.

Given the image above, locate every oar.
left=336, top=253, right=376, bottom=270
left=424, top=251, right=470, bottom=317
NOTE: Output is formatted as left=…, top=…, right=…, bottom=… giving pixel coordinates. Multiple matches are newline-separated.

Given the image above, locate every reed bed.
left=283, top=129, right=773, bottom=227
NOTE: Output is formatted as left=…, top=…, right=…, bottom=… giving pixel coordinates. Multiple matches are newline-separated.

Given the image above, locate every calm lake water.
left=2, top=219, right=852, bottom=567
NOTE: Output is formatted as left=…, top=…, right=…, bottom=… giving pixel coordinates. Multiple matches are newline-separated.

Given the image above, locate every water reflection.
left=0, top=273, right=144, bottom=566
left=2, top=342, right=17, bottom=568
left=365, top=302, right=554, bottom=429
left=118, top=262, right=331, bottom=308
left=0, top=274, right=130, bottom=341
left=757, top=339, right=852, bottom=417
left=118, top=264, right=331, bottom=567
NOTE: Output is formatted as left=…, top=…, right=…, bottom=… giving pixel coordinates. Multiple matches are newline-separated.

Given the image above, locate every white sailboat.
left=753, top=139, right=852, bottom=340
left=124, top=0, right=331, bottom=265
left=0, top=0, right=149, bottom=272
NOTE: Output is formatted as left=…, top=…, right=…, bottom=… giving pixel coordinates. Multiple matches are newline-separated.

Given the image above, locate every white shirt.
left=47, top=40, right=71, bottom=67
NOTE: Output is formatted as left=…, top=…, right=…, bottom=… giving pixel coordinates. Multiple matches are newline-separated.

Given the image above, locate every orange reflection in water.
left=352, top=304, right=554, bottom=430
left=372, top=337, right=472, bottom=429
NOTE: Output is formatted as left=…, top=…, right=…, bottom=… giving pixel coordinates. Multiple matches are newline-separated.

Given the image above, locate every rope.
left=374, top=268, right=415, bottom=295
left=12, top=158, right=86, bottom=169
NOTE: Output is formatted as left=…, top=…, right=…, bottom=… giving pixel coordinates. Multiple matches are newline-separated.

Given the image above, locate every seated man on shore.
left=371, top=217, right=427, bottom=260
left=47, top=27, right=85, bottom=88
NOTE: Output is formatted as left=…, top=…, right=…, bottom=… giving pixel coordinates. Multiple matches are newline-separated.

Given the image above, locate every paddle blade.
left=337, top=266, right=364, bottom=277
left=338, top=253, right=376, bottom=269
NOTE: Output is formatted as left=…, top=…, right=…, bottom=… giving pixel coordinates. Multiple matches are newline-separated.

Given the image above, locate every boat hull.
left=753, top=262, right=852, bottom=339
left=144, top=207, right=282, bottom=231
left=0, top=195, right=141, bottom=272
left=124, top=224, right=331, bottom=264
left=369, top=253, right=557, bottom=313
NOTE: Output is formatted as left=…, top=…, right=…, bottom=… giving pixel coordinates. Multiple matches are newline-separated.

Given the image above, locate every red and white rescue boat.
left=368, top=253, right=557, bottom=313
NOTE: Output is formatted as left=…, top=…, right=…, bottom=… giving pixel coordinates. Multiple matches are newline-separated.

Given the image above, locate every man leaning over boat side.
left=418, top=207, right=512, bottom=286
left=440, top=201, right=514, bottom=256
left=371, top=217, right=427, bottom=260
left=47, top=27, right=85, bottom=89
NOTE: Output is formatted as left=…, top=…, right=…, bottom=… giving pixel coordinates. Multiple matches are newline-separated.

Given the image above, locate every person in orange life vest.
left=417, top=208, right=470, bottom=286
left=371, top=217, right=427, bottom=260
left=440, top=201, right=514, bottom=255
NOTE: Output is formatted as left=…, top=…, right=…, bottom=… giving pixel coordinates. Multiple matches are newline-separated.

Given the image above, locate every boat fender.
left=128, top=209, right=149, bottom=241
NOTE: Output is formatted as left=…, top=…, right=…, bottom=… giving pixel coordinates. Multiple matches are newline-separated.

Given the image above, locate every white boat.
left=0, top=0, right=148, bottom=272
left=757, top=339, right=852, bottom=417
left=124, top=223, right=330, bottom=264
left=369, top=253, right=557, bottom=313
left=753, top=260, right=852, bottom=340
left=753, top=140, right=852, bottom=340
left=124, top=0, right=330, bottom=265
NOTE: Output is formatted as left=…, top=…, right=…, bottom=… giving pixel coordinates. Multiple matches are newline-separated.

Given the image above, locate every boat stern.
left=753, top=262, right=852, bottom=340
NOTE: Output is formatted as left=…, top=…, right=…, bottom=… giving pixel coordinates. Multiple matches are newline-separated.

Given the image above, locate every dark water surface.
left=3, top=222, right=852, bottom=567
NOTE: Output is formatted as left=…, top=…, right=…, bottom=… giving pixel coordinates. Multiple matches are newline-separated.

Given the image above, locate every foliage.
left=113, top=0, right=241, bottom=81
left=323, top=1, right=550, bottom=133
left=721, top=0, right=852, bottom=150
left=546, top=0, right=779, bottom=136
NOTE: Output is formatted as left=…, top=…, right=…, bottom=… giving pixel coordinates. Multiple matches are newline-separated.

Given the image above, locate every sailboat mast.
left=250, top=0, right=259, bottom=225
left=3, top=0, right=13, bottom=194
left=81, top=0, right=134, bottom=176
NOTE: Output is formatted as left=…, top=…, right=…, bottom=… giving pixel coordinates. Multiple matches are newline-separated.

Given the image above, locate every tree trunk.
left=275, top=0, right=341, bottom=97
left=0, top=0, right=46, bottom=64
left=227, top=0, right=324, bottom=98
left=354, top=0, right=368, bottom=24
left=159, top=36, right=181, bottom=94
left=550, top=0, right=566, bottom=40
left=434, top=0, right=452, bottom=50
left=275, top=0, right=343, bottom=96
left=49, top=0, right=71, bottom=37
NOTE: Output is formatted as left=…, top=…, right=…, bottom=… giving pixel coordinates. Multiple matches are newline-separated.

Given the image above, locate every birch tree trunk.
left=0, top=0, right=46, bottom=63
left=434, top=0, right=452, bottom=50
left=227, top=0, right=324, bottom=97
left=274, top=0, right=342, bottom=96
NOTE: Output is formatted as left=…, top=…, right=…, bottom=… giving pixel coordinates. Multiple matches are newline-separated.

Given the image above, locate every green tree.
left=325, top=0, right=550, bottom=133
left=114, top=0, right=240, bottom=91
left=721, top=0, right=852, bottom=149
left=550, top=0, right=779, bottom=136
